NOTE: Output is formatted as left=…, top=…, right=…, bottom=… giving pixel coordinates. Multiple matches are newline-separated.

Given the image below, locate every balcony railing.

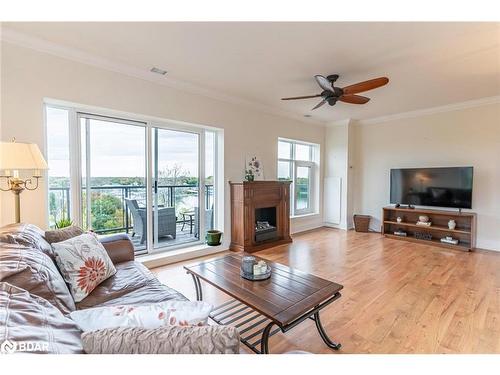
left=49, top=184, right=214, bottom=235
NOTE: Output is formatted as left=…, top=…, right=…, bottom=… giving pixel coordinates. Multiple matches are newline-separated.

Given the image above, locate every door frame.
left=45, top=100, right=219, bottom=255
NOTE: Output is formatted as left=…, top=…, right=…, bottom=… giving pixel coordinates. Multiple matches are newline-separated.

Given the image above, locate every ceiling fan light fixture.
left=281, top=74, right=389, bottom=111
left=327, top=98, right=338, bottom=106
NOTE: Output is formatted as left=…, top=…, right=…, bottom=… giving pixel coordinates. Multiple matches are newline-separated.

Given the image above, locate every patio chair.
left=125, top=198, right=176, bottom=244
left=194, top=205, right=214, bottom=238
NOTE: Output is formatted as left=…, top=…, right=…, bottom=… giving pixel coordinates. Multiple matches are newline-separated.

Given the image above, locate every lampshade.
left=0, top=141, right=48, bottom=170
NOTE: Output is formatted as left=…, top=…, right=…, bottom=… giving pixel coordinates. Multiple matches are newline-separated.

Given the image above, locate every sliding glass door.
left=152, top=127, right=200, bottom=249
left=79, top=114, right=148, bottom=254
left=46, top=104, right=218, bottom=256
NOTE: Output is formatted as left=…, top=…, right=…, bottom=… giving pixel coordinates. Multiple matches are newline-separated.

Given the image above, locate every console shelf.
left=384, top=234, right=471, bottom=251
left=383, top=220, right=471, bottom=235
left=382, top=206, right=476, bottom=251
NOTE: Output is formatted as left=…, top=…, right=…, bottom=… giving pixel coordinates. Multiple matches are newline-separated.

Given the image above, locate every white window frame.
left=294, top=161, right=315, bottom=216
left=277, top=138, right=319, bottom=217
left=44, top=100, right=222, bottom=256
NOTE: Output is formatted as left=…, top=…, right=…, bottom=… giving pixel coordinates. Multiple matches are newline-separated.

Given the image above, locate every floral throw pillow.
left=51, top=233, right=116, bottom=302
left=69, top=301, right=213, bottom=332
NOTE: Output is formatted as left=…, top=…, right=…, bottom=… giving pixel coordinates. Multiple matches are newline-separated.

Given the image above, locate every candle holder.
left=240, top=256, right=272, bottom=281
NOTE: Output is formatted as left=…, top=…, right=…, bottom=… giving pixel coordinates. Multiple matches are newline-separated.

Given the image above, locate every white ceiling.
left=3, top=22, right=500, bottom=123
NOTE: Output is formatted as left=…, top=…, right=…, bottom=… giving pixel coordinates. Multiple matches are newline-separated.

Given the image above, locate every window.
left=277, top=138, right=319, bottom=216
left=45, top=104, right=221, bottom=256
left=46, top=107, right=71, bottom=228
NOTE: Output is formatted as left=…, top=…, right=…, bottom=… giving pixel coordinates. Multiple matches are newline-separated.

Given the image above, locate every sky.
left=46, top=107, right=214, bottom=179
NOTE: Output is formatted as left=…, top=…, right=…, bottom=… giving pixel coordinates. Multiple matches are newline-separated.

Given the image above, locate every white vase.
left=396, top=217, right=402, bottom=223
left=448, top=219, right=456, bottom=230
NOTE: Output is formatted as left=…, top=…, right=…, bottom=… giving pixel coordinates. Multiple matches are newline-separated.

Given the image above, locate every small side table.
left=181, top=212, right=195, bottom=234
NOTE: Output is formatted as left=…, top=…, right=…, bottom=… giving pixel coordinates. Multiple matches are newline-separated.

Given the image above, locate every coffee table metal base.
left=189, top=274, right=342, bottom=354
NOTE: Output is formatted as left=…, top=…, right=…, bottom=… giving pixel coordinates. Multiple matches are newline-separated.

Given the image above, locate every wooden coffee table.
left=184, top=253, right=343, bottom=354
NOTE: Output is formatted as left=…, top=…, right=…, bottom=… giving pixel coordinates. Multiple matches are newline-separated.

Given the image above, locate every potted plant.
left=206, top=229, right=223, bottom=246
left=55, top=218, right=73, bottom=229
left=245, top=169, right=255, bottom=182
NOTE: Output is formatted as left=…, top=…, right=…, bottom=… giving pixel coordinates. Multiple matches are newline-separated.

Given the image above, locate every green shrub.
left=55, top=218, right=73, bottom=229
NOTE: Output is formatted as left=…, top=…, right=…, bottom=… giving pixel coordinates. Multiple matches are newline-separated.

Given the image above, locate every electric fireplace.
left=229, top=181, right=292, bottom=253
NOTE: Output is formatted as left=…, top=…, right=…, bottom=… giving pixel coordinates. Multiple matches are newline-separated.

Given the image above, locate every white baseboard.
left=139, top=242, right=229, bottom=269
left=324, top=222, right=346, bottom=230
left=291, top=218, right=324, bottom=234
left=323, top=222, right=354, bottom=231
left=475, top=240, right=499, bottom=252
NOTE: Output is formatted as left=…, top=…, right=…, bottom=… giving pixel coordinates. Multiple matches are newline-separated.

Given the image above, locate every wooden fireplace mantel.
left=229, top=181, right=292, bottom=253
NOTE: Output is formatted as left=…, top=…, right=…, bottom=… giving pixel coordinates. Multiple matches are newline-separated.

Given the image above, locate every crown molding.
left=324, top=118, right=352, bottom=128
left=0, top=28, right=325, bottom=127
left=358, top=95, right=500, bottom=125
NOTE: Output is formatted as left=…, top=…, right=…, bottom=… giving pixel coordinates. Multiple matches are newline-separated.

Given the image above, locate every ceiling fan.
left=281, top=74, right=389, bottom=110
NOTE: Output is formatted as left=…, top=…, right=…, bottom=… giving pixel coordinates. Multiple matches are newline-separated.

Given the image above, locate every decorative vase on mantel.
left=448, top=219, right=456, bottom=230
left=245, top=169, right=255, bottom=182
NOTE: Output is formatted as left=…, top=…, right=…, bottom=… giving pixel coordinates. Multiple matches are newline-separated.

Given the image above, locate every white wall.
left=352, top=102, right=500, bottom=251
left=0, top=34, right=3, bottom=224
left=0, top=42, right=325, bottom=236
left=324, top=120, right=355, bottom=230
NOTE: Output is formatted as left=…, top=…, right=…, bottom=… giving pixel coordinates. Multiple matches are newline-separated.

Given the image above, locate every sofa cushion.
left=70, top=300, right=213, bottom=331
left=76, top=261, right=188, bottom=309
left=44, top=225, right=84, bottom=244
left=0, top=242, right=76, bottom=314
left=0, top=222, right=53, bottom=259
left=81, top=325, right=240, bottom=354
left=0, top=282, right=83, bottom=354
left=52, top=233, right=117, bottom=303
left=99, top=233, right=135, bottom=265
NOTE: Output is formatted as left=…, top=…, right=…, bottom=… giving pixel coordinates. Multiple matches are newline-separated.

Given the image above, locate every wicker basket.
left=353, top=214, right=371, bottom=232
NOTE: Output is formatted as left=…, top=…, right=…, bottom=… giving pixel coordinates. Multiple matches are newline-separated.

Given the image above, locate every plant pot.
left=206, top=230, right=223, bottom=246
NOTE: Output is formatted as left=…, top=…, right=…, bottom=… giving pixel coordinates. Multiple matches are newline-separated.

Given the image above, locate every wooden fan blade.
left=342, top=77, right=389, bottom=95
left=281, top=94, right=322, bottom=100
left=339, top=95, right=370, bottom=104
left=314, top=75, right=334, bottom=92
left=311, top=98, right=327, bottom=110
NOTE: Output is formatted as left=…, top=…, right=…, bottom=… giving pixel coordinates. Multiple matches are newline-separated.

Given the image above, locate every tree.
left=49, top=192, right=57, bottom=219
left=90, top=192, right=123, bottom=231
left=158, top=163, right=190, bottom=185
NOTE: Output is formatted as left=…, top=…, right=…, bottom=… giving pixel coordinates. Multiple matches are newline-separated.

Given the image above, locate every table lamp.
left=0, top=138, right=48, bottom=223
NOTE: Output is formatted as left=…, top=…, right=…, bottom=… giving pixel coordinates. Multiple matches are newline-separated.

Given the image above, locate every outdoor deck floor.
left=128, top=222, right=199, bottom=252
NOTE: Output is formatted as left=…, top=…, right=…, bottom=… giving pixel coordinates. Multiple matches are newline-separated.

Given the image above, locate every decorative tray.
left=240, top=266, right=272, bottom=281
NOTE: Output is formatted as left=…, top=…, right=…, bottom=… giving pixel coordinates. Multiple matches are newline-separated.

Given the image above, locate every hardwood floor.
left=152, top=227, right=500, bottom=353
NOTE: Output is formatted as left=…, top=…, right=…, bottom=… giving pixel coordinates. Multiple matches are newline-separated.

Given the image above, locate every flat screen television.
left=390, top=167, right=473, bottom=209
